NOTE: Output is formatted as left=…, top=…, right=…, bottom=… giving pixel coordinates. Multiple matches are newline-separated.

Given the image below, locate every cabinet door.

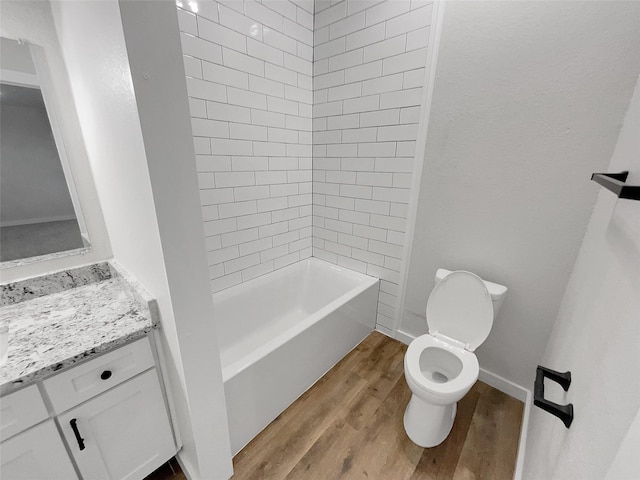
left=0, top=419, right=79, bottom=480
left=59, top=369, right=176, bottom=480
left=0, top=385, right=49, bottom=442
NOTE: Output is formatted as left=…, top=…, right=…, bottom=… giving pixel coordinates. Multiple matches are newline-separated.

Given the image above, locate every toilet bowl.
left=403, top=269, right=507, bottom=448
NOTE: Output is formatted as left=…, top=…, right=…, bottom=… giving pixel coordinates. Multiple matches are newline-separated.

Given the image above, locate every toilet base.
left=403, top=394, right=457, bottom=448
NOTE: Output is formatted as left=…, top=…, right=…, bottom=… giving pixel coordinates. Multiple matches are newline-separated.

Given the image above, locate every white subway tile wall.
left=312, top=0, right=431, bottom=332
left=178, top=0, right=314, bottom=293
left=179, top=0, right=433, bottom=331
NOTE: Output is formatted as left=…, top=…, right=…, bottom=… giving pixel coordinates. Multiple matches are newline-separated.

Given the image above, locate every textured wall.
left=0, top=0, right=111, bottom=282
left=178, top=0, right=314, bottom=293
left=524, top=74, right=640, bottom=479
left=54, top=1, right=235, bottom=476
left=312, top=0, right=432, bottom=333
left=402, top=1, right=640, bottom=389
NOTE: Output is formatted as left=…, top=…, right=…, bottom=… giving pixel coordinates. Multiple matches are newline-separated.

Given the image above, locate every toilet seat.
left=404, top=271, right=493, bottom=403
left=426, top=270, right=494, bottom=352
left=404, top=334, right=479, bottom=402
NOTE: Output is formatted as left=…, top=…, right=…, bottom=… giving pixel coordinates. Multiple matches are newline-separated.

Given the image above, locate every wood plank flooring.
left=231, top=332, right=523, bottom=480
left=147, top=332, right=524, bottom=480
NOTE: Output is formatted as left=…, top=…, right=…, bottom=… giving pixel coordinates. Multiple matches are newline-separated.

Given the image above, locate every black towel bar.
left=534, top=366, right=574, bottom=428
left=591, top=171, right=640, bottom=200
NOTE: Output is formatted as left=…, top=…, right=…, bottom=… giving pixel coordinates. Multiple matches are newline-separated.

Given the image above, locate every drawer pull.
left=100, top=370, right=112, bottom=380
left=70, top=418, right=86, bottom=450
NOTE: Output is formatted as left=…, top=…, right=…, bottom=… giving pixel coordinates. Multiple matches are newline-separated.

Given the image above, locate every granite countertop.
left=0, top=262, right=159, bottom=396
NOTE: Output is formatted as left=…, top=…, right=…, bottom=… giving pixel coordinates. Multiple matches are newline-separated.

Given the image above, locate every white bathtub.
left=212, top=258, right=379, bottom=454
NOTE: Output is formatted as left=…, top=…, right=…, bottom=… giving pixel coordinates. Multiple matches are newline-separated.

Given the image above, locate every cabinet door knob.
left=100, top=370, right=112, bottom=380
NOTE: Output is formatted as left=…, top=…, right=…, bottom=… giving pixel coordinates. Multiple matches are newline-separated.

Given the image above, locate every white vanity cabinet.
left=43, top=337, right=157, bottom=413
left=0, top=419, right=79, bottom=480
left=0, top=385, right=75, bottom=480
left=0, top=336, right=177, bottom=480
left=0, top=384, right=49, bottom=442
left=58, top=369, right=175, bottom=480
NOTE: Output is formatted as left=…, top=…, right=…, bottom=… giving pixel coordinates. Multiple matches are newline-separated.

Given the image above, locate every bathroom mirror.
left=0, top=37, right=90, bottom=267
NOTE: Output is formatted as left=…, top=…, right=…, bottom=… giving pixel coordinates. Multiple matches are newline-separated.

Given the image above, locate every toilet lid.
left=426, top=270, right=494, bottom=352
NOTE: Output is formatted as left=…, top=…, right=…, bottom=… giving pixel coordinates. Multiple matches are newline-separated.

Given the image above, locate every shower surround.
left=178, top=0, right=314, bottom=293
left=311, top=0, right=431, bottom=333
left=178, top=0, right=433, bottom=332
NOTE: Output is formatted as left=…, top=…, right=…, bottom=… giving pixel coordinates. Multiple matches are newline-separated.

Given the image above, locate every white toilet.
left=403, top=269, right=507, bottom=448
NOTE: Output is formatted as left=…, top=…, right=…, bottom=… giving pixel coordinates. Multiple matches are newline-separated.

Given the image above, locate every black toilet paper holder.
left=591, top=171, right=640, bottom=200
left=534, top=365, right=574, bottom=428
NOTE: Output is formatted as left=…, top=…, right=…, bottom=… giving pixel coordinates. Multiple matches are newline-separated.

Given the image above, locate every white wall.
left=177, top=0, right=314, bottom=293
left=118, top=2, right=234, bottom=477
left=605, top=408, right=640, bottom=480
left=523, top=73, right=640, bottom=479
left=312, top=0, right=434, bottom=334
left=0, top=36, right=37, bottom=75
left=401, top=1, right=640, bottom=389
left=0, top=0, right=110, bottom=280
left=51, top=1, right=233, bottom=478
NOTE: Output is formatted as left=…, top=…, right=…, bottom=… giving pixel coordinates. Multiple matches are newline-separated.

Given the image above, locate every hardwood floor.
left=232, top=332, right=524, bottom=480
left=146, top=332, right=524, bottom=480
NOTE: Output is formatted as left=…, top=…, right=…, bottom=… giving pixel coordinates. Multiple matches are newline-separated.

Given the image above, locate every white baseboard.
left=374, top=324, right=394, bottom=338
left=479, top=368, right=529, bottom=402
left=513, top=388, right=531, bottom=480
left=393, top=328, right=414, bottom=346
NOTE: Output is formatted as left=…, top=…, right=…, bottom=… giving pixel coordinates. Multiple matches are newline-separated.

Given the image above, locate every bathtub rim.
left=212, top=258, right=379, bottom=382
left=211, top=257, right=376, bottom=305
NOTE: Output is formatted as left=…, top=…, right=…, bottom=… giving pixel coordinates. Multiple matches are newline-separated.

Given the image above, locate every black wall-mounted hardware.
left=591, top=171, right=640, bottom=200
left=100, top=370, right=112, bottom=380
left=534, top=366, right=574, bottom=428
left=70, top=418, right=86, bottom=450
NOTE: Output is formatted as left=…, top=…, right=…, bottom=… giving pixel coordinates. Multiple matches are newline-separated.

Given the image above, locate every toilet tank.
left=435, top=269, right=508, bottom=317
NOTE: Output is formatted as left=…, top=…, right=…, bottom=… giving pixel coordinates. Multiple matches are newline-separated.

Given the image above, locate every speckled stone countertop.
left=0, top=262, right=159, bottom=395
